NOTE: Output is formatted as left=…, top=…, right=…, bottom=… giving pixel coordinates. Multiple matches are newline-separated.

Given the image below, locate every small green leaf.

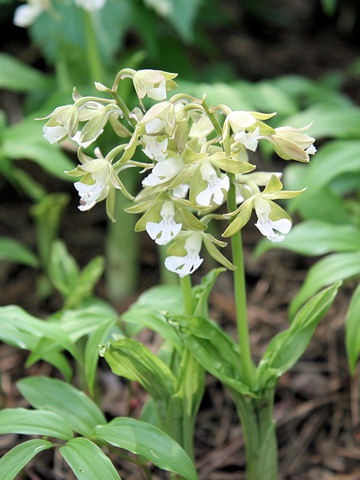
left=203, top=237, right=235, bottom=271
left=290, top=252, right=360, bottom=317
left=0, top=408, right=73, bottom=440
left=0, top=439, right=53, bottom=480
left=66, top=256, right=105, bottom=308
left=0, top=53, right=51, bottom=92
left=17, top=377, right=106, bottom=437
left=104, top=339, right=177, bottom=400
left=255, top=221, right=360, bottom=257
left=94, top=418, right=198, bottom=480
left=257, top=283, right=340, bottom=390
left=60, top=438, right=121, bottom=480
left=0, top=237, right=38, bottom=267
left=193, top=268, right=225, bottom=317
left=346, top=284, right=360, bottom=375
left=48, top=240, right=79, bottom=298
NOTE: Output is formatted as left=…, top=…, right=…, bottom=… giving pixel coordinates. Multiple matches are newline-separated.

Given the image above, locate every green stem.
left=180, top=275, right=194, bottom=315
left=227, top=173, right=255, bottom=388
left=233, top=390, right=278, bottom=480
left=111, top=91, right=136, bottom=128
left=82, top=10, right=103, bottom=82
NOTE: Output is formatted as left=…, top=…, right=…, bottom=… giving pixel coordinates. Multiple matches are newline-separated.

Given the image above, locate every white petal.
left=196, top=187, right=213, bottom=207
left=148, top=79, right=167, bottom=101
left=305, top=144, right=317, bottom=155
left=75, top=0, right=106, bottom=10
left=145, top=118, right=165, bottom=134
left=43, top=125, right=67, bottom=144
left=270, top=218, right=292, bottom=235
left=13, top=4, right=43, bottom=27
left=146, top=222, right=162, bottom=240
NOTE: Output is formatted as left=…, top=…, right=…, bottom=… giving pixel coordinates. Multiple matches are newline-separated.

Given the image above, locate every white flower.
left=196, top=161, right=230, bottom=207
left=75, top=0, right=107, bottom=11
left=234, top=127, right=260, bottom=152
left=142, top=157, right=184, bottom=187
left=254, top=200, right=291, bottom=243
left=133, top=70, right=167, bottom=101
left=228, top=111, right=257, bottom=132
left=142, top=136, right=168, bottom=162
left=74, top=179, right=106, bottom=211
left=43, top=125, right=67, bottom=144
left=13, top=2, right=44, bottom=27
left=145, top=117, right=166, bottom=135
left=72, top=129, right=103, bottom=149
left=146, top=201, right=182, bottom=245
left=165, top=233, right=203, bottom=277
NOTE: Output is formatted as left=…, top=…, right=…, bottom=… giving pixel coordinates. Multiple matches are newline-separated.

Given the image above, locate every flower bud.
left=270, top=125, right=316, bottom=162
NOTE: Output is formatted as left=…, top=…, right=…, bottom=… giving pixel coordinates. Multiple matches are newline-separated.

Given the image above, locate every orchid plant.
left=0, top=68, right=340, bottom=480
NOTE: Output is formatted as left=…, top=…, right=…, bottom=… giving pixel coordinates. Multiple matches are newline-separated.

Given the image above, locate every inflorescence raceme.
left=42, top=68, right=316, bottom=277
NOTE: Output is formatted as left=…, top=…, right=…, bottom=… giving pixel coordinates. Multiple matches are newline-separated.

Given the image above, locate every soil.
left=1, top=1, right=360, bottom=479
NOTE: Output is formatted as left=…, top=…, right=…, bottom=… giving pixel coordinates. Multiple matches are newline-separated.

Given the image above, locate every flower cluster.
left=43, top=68, right=316, bottom=277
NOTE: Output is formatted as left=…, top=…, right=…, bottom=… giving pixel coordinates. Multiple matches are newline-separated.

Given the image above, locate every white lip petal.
left=13, top=4, right=43, bottom=27
left=43, top=125, right=67, bottom=144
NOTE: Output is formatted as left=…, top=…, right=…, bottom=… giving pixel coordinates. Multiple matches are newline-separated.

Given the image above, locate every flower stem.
left=227, top=173, right=255, bottom=388
left=181, top=275, right=194, bottom=315
left=82, top=10, right=103, bottom=82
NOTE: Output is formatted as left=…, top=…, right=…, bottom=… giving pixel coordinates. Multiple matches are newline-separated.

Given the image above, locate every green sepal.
left=265, top=188, right=306, bottom=200
left=250, top=111, right=277, bottom=120
left=222, top=198, right=254, bottom=237
left=177, top=207, right=206, bottom=231
left=263, top=174, right=283, bottom=194
left=272, top=137, right=310, bottom=162
left=135, top=202, right=162, bottom=232
left=203, top=237, right=235, bottom=270
left=210, top=156, right=255, bottom=175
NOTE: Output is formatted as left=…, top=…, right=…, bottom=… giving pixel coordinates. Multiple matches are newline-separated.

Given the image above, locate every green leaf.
left=257, top=283, right=340, bottom=390
left=31, top=194, right=69, bottom=268
left=0, top=439, right=53, bottom=480
left=85, top=319, right=114, bottom=395
left=290, top=252, right=360, bottom=317
left=60, top=438, right=121, bottom=480
left=65, top=256, right=105, bottom=308
left=346, top=284, right=360, bottom=375
left=193, top=268, right=225, bottom=317
left=167, top=0, right=202, bottom=41
left=0, top=53, right=52, bottom=92
left=0, top=305, right=80, bottom=362
left=122, top=285, right=183, bottom=342
left=2, top=118, right=74, bottom=180
left=94, top=417, right=198, bottom=480
left=0, top=408, right=73, bottom=440
left=48, top=240, right=80, bottom=297
left=56, top=301, right=119, bottom=342
left=104, top=339, right=177, bottom=400
left=0, top=237, right=38, bottom=267
left=170, top=315, right=253, bottom=396
left=17, top=377, right=106, bottom=437
left=283, top=105, right=360, bottom=139
left=255, top=221, right=360, bottom=257
left=289, top=141, right=360, bottom=211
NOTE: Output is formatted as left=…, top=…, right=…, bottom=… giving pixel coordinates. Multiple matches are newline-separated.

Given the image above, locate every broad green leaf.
left=104, top=339, right=177, bottom=400
left=17, top=377, right=106, bottom=437
left=0, top=53, right=51, bottom=92
left=0, top=439, right=53, bottom=480
left=56, top=301, right=119, bottom=342
left=2, top=118, right=74, bottom=179
left=0, top=237, right=38, bottom=267
left=257, top=283, right=340, bottom=390
left=42, top=350, right=73, bottom=382
left=167, top=0, right=202, bottom=41
left=122, top=285, right=183, bottom=342
left=255, top=221, right=360, bottom=257
left=346, top=284, right=360, bottom=375
left=283, top=105, right=360, bottom=139
left=290, top=252, right=360, bottom=317
left=289, top=141, right=360, bottom=211
left=0, top=306, right=80, bottom=362
left=170, top=315, right=253, bottom=396
left=60, top=438, right=121, bottom=480
left=0, top=408, right=73, bottom=440
left=85, top=319, right=114, bottom=395
left=94, top=417, right=198, bottom=480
